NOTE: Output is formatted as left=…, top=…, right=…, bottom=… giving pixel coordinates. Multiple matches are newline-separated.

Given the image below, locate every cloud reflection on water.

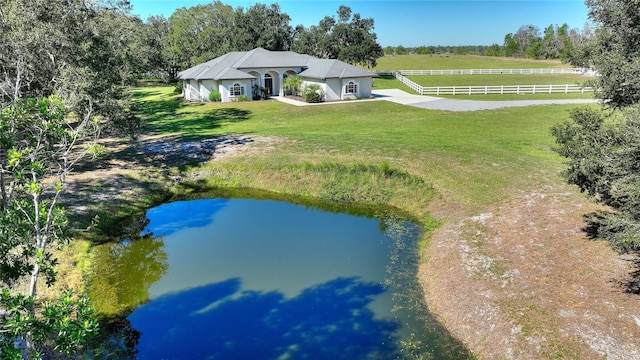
left=143, top=199, right=229, bottom=237
left=128, top=277, right=400, bottom=359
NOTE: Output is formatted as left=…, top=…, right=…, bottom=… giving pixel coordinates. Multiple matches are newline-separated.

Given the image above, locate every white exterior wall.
left=182, top=64, right=373, bottom=102
left=187, top=80, right=199, bottom=101
left=341, top=77, right=373, bottom=100
left=358, top=77, right=373, bottom=98
left=219, top=83, right=231, bottom=102
left=325, top=79, right=342, bottom=101
left=201, top=80, right=217, bottom=101
left=220, top=80, right=251, bottom=102
left=300, top=77, right=374, bottom=101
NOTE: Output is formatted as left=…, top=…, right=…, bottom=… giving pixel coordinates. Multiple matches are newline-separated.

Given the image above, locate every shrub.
left=283, top=75, right=303, bottom=96
left=252, top=84, right=261, bottom=100
left=232, top=95, right=249, bottom=102
left=173, top=80, right=184, bottom=94
left=208, top=90, right=221, bottom=102
left=302, top=84, right=324, bottom=103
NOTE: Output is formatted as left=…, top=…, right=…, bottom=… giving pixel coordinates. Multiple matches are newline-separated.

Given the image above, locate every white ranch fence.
left=397, top=68, right=595, bottom=76
left=393, top=73, right=594, bottom=96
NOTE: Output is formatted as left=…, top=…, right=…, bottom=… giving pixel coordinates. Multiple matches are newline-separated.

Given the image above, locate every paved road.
left=372, top=88, right=598, bottom=111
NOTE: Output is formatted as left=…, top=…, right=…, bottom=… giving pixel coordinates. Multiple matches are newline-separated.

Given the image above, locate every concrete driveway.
left=372, top=88, right=598, bottom=111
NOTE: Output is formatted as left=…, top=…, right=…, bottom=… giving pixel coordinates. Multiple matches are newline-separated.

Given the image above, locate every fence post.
left=517, top=85, right=520, bottom=94
left=533, top=85, right=536, bottom=94
left=485, top=86, right=488, bottom=95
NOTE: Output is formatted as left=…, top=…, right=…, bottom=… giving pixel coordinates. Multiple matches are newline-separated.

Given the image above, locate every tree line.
left=142, top=2, right=383, bottom=80
left=385, top=22, right=593, bottom=62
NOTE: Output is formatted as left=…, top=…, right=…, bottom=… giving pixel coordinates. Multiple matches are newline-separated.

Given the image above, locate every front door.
left=264, top=77, right=273, bottom=96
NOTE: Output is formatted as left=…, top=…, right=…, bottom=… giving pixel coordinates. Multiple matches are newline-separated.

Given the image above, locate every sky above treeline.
left=128, top=0, right=591, bottom=47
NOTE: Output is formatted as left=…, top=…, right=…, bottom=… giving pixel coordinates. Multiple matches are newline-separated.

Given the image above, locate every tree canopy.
left=552, top=0, right=640, bottom=253
left=291, top=5, right=383, bottom=68
left=0, top=96, right=100, bottom=358
left=0, top=0, right=146, bottom=356
left=0, top=0, right=143, bottom=137
left=160, top=3, right=384, bottom=72
left=577, top=0, right=640, bottom=108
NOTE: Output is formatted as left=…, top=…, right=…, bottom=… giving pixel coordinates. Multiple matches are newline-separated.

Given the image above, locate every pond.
left=87, top=197, right=470, bottom=359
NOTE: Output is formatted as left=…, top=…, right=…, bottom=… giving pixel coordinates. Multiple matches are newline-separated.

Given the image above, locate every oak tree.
left=553, top=0, right=640, bottom=253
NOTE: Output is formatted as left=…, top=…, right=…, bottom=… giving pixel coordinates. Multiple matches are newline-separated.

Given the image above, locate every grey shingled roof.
left=233, top=47, right=314, bottom=68
left=178, top=48, right=375, bottom=81
left=178, top=52, right=248, bottom=80
left=298, top=58, right=375, bottom=79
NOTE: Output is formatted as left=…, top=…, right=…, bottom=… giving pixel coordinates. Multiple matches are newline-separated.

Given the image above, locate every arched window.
left=231, top=83, right=244, bottom=96
left=345, top=81, right=358, bottom=94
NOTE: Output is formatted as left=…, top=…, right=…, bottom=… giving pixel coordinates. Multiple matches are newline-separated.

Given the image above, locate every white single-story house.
left=178, top=47, right=376, bottom=102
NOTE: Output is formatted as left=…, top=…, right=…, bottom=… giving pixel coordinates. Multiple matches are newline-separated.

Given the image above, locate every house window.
left=231, top=83, right=244, bottom=96
left=345, top=81, right=358, bottom=94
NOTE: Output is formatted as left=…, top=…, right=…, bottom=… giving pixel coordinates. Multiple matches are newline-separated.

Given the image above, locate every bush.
left=232, top=95, right=249, bottom=102
left=208, top=90, right=221, bottom=102
left=283, top=75, right=303, bottom=96
left=302, top=84, right=324, bottom=103
left=173, top=80, right=183, bottom=94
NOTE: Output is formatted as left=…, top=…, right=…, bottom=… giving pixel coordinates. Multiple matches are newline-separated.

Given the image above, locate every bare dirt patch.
left=422, top=183, right=640, bottom=359
left=63, top=134, right=279, bottom=218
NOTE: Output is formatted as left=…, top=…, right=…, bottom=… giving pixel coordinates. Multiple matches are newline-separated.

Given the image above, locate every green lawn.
left=135, top=87, right=584, bottom=213
left=406, top=74, right=593, bottom=87
left=374, top=54, right=568, bottom=71
left=372, top=73, right=595, bottom=100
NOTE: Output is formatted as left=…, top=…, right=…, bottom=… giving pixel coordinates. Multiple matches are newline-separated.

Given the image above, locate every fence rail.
left=393, top=73, right=593, bottom=96
left=421, top=84, right=593, bottom=95
left=397, top=68, right=594, bottom=76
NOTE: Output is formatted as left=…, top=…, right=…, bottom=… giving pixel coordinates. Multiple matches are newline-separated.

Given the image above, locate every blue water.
left=104, top=198, right=466, bottom=359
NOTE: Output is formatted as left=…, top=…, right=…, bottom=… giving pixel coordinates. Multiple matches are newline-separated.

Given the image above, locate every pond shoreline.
left=64, top=132, right=640, bottom=359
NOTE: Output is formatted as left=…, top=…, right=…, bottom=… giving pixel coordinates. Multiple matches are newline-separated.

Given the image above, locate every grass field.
left=134, top=86, right=581, bottom=214
left=405, top=73, right=593, bottom=87
left=370, top=54, right=595, bottom=100
left=374, top=54, right=569, bottom=71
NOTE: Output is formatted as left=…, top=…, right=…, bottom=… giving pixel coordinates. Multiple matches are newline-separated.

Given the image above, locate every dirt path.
left=422, top=183, right=640, bottom=359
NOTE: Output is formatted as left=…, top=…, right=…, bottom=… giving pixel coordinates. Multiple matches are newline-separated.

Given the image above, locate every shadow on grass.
left=131, top=88, right=169, bottom=99
left=134, top=92, right=182, bottom=121
left=131, top=86, right=253, bottom=137
left=139, top=97, right=252, bottom=137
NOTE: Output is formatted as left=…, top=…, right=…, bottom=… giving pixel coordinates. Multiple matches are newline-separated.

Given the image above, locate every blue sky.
left=128, top=0, right=590, bottom=47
